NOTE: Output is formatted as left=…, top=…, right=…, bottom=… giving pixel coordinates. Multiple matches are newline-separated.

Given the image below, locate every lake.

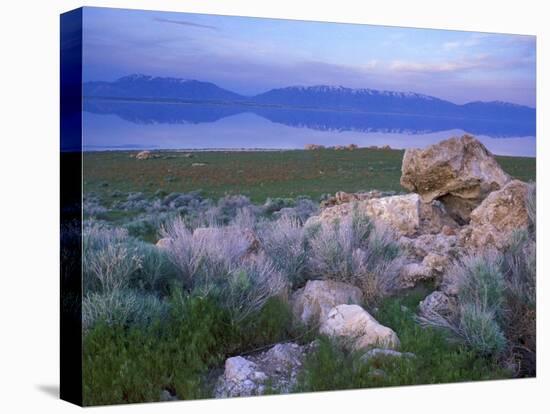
left=82, top=99, right=536, bottom=157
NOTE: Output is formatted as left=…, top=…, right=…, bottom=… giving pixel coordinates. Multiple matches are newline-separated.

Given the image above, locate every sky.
left=82, top=7, right=536, bottom=107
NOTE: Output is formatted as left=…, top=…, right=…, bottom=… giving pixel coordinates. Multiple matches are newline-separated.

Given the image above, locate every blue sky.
left=82, top=7, right=536, bottom=106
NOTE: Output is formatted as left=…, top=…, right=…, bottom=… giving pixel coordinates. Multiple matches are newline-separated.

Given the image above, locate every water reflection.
left=82, top=98, right=536, bottom=156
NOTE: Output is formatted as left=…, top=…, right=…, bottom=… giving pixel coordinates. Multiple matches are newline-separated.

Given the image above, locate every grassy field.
left=84, top=148, right=536, bottom=204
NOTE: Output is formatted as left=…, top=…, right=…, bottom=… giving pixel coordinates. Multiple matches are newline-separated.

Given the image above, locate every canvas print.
left=61, top=6, right=536, bottom=406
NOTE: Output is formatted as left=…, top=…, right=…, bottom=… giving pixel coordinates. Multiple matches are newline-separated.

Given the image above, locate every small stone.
left=320, top=304, right=400, bottom=351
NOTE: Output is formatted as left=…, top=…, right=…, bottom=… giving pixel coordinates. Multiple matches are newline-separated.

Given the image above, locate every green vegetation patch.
left=295, top=293, right=510, bottom=393
left=83, top=149, right=535, bottom=204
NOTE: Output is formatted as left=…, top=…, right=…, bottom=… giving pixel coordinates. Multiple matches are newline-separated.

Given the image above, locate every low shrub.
left=307, top=208, right=402, bottom=303
left=128, top=241, right=179, bottom=295
left=215, top=194, right=259, bottom=224
left=295, top=294, right=508, bottom=393
left=83, top=223, right=142, bottom=293
left=83, top=195, right=108, bottom=218
left=161, top=219, right=286, bottom=323
left=262, top=197, right=295, bottom=215
left=82, top=289, right=167, bottom=332
left=423, top=241, right=536, bottom=365
left=83, top=290, right=297, bottom=405
left=272, top=196, right=319, bottom=223
left=83, top=293, right=231, bottom=405
left=420, top=253, right=507, bottom=356
left=258, top=215, right=308, bottom=288
left=161, top=219, right=250, bottom=289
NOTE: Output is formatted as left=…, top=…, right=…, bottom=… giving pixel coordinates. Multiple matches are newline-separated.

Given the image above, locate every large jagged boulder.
left=400, top=135, right=511, bottom=223
left=215, top=342, right=311, bottom=397
left=291, top=280, right=363, bottom=325
left=363, top=194, right=422, bottom=236
left=307, top=194, right=421, bottom=236
left=309, top=193, right=457, bottom=237
left=459, top=180, right=531, bottom=250
left=320, top=304, right=400, bottom=351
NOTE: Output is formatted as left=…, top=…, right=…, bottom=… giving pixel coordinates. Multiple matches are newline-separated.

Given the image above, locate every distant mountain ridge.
left=83, top=74, right=535, bottom=122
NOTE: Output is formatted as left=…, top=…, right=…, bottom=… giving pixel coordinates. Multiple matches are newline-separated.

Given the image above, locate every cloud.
left=389, top=58, right=483, bottom=73
left=442, top=35, right=481, bottom=51
left=153, top=18, right=219, bottom=31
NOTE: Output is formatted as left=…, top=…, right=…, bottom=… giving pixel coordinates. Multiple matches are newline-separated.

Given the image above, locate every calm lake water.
left=83, top=99, right=536, bottom=157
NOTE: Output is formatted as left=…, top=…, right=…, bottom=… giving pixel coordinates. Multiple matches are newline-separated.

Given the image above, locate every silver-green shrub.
left=83, top=223, right=142, bottom=293
left=258, top=215, right=308, bottom=288
left=420, top=252, right=507, bottom=356
left=83, top=289, right=166, bottom=332
left=307, top=208, right=402, bottom=302
left=161, top=218, right=286, bottom=322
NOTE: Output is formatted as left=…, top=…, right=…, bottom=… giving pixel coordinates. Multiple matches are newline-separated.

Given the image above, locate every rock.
left=304, top=144, right=325, bottom=150
left=459, top=180, right=530, bottom=250
left=363, top=194, right=421, bottom=236
left=400, top=135, right=511, bottom=223
left=215, top=356, right=264, bottom=397
left=418, top=291, right=456, bottom=318
left=422, top=252, right=449, bottom=275
left=215, top=343, right=310, bottom=397
left=320, top=304, right=400, bottom=351
left=399, top=233, right=458, bottom=260
left=291, top=280, right=363, bottom=325
left=360, top=348, right=416, bottom=364
left=155, top=237, right=173, bottom=249
left=225, top=356, right=258, bottom=382
left=399, top=262, right=432, bottom=288
left=317, top=192, right=457, bottom=236
left=441, top=225, right=457, bottom=236
left=159, top=389, right=178, bottom=401
left=312, top=194, right=422, bottom=237
left=320, top=190, right=385, bottom=208
left=398, top=252, right=450, bottom=289
left=418, top=200, right=459, bottom=234
left=136, top=150, right=153, bottom=160
left=263, top=343, right=304, bottom=371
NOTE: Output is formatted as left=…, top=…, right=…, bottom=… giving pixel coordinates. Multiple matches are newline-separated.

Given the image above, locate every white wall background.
left=0, top=1, right=547, bottom=412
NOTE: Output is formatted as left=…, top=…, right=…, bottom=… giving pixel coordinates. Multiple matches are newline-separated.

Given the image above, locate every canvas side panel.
left=60, top=7, right=83, bottom=407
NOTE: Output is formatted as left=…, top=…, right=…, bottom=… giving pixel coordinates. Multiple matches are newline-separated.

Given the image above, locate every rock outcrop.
left=308, top=194, right=420, bottom=237
left=304, top=144, right=325, bottom=150
left=418, top=291, right=457, bottom=318
left=319, top=304, right=400, bottom=351
left=398, top=252, right=450, bottom=288
left=459, top=180, right=531, bottom=250
left=320, top=190, right=386, bottom=208
left=311, top=193, right=458, bottom=237
left=215, top=342, right=311, bottom=397
left=291, top=280, right=363, bottom=325
left=136, top=150, right=154, bottom=160
left=400, top=135, right=510, bottom=223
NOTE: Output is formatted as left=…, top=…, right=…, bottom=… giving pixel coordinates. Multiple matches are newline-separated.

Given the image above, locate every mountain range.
left=83, top=74, right=535, bottom=123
